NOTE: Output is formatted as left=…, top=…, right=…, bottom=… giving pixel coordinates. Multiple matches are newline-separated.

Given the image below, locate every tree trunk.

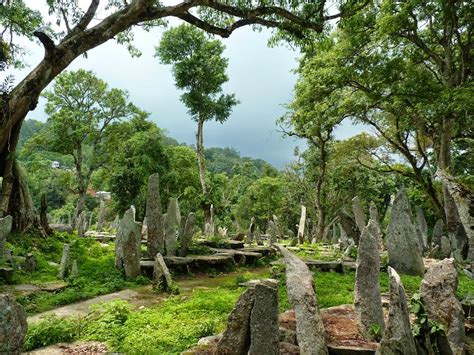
left=195, top=117, right=211, bottom=225
left=314, top=137, right=327, bottom=242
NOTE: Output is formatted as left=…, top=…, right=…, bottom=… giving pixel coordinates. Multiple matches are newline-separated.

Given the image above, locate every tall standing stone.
left=420, top=259, right=465, bottom=354
left=379, top=267, right=417, bottom=354
left=276, top=245, right=328, bottom=355
left=153, top=253, right=173, bottom=291
left=267, top=220, right=277, bottom=245
left=386, top=187, right=425, bottom=276
left=354, top=220, right=384, bottom=338
left=70, top=259, right=79, bottom=278
left=0, top=294, right=28, bottom=353
left=440, top=236, right=452, bottom=258
left=247, top=217, right=256, bottom=244
left=272, top=214, right=282, bottom=239
left=146, top=174, right=164, bottom=258
left=76, top=211, right=86, bottom=237
left=249, top=283, right=279, bottom=355
left=96, top=199, right=106, bottom=232
left=0, top=215, right=12, bottom=260
left=415, top=206, right=429, bottom=252
left=338, top=209, right=360, bottom=246
left=58, top=243, right=70, bottom=279
left=297, top=205, right=306, bottom=244
left=164, top=198, right=180, bottom=256
left=178, top=212, right=196, bottom=257
left=116, top=207, right=141, bottom=279
left=255, top=225, right=262, bottom=245
left=352, top=196, right=366, bottom=233
left=432, top=219, right=445, bottom=248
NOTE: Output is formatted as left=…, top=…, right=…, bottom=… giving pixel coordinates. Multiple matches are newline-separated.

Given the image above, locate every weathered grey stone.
left=146, top=173, right=164, bottom=258
left=255, top=225, right=262, bottom=246
left=70, top=259, right=79, bottom=278
left=217, top=226, right=227, bottom=238
left=0, top=215, right=12, bottom=261
left=96, top=199, right=106, bottom=232
left=354, top=220, right=384, bottom=339
left=153, top=253, right=173, bottom=291
left=178, top=212, right=196, bottom=257
left=297, top=205, right=306, bottom=244
left=249, top=283, right=279, bottom=355
left=338, top=209, right=360, bottom=246
left=50, top=223, right=73, bottom=233
left=24, top=253, right=37, bottom=272
left=276, top=245, right=328, bottom=355
left=0, top=294, right=27, bottom=353
left=247, top=217, right=256, bottom=244
left=58, top=243, right=70, bottom=279
left=111, top=214, right=120, bottom=230
left=272, top=214, right=282, bottom=239
left=428, top=245, right=440, bottom=259
left=386, top=187, right=425, bottom=276
left=369, top=202, right=384, bottom=251
left=415, top=206, right=428, bottom=252
left=352, top=196, right=366, bottom=233
left=441, top=235, right=452, bottom=258
left=267, top=220, right=277, bottom=245
left=164, top=198, right=180, bottom=256
left=454, top=223, right=469, bottom=260
left=379, top=266, right=417, bottom=354
left=76, top=211, right=87, bottom=238
left=432, top=219, right=445, bottom=248
left=216, top=288, right=255, bottom=354
left=331, top=225, right=338, bottom=244
left=116, top=208, right=142, bottom=279
left=204, top=204, right=215, bottom=237
left=420, top=258, right=465, bottom=355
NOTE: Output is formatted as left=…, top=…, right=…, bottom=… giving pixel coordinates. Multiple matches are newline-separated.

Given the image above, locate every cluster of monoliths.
left=354, top=220, right=384, bottom=338
left=216, top=280, right=280, bottom=355
left=0, top=215, right=13, bottom=262
left=386, top=187, right=425, bottom=276
left=115, top=207, right=142, bottom=279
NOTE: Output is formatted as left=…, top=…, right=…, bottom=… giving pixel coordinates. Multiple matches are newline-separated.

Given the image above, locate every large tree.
left=156, top=24, right=238, bottom=225
left=0, top=0, right=359, bottom=231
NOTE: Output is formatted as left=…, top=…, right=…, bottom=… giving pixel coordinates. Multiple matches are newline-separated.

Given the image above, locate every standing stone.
left=87, top=212, right=93, bottom=231
left=111, top=214, right=120, bottom=230
left=338, top=209, right=360, bottom=246
left=440, top=236, right=452, bottom=258
left=0, top=294, right=28, bottom=353
left=249, top=283, right=279, bottom=355
left=178, top=213, right=196, bottom=257
left=58, top=243, right=70, bottom=279
left=379, top=267, right=417, bottom=354
left=153, top=253, right=173, bottom=291
left=288, top=230, right=297, bottom=246
left=217, top=226, right=227, bottom=238
left=205, top=204, right=215, bottom=237
left=369, top=202, right=384, bottom=251
left=297, top=205, right=306, bottom=244
left=0, top=215, right=13, bottom=260
left=116, top=208, right=141, bottom=279
left=24, top=253, right=37, bottom=272
left=96, top=199, right=106, bottom=232
left=146, top=174, right=164, bottom=258
left=164, top=198, right=180, bottom=256
left=247, top=217, right=256, bottom=244
left=415, top=206, right=428, bottom=252
left=420, top=259, right=465, bottom=355
left=354, top=220, right=384, bottom=338
left=272, top=214, right=282, bottom=239
left=76, top=211, right=86, bottom=238
left=352, top=196, right=366, bottom=233
left=276, top=245, right=328, bottom=355
left=255, top=226, right=262, bottom=245
left=432, top=219, right=445, bottom=248
left=386, top=187, right=425, bottom=276
left=267, top=220, right=277, bottom=245
left=216, top=288, right=255, bottom=354
left=331, top=225, right=338, bottom=244
left=70, top=259, right=79, bottom=278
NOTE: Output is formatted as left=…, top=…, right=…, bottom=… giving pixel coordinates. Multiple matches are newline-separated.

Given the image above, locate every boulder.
left=0, top=294, right=27, bottom=353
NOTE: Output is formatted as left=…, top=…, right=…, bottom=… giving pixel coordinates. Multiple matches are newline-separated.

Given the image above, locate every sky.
left=11, top=2, right=365, bottom=168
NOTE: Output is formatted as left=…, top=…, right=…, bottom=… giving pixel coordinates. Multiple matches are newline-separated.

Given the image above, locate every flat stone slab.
left=84, top=231, right=116, bottom=241
left=239, top=246, right=276, bottom=257
left=39, top=281, right=69, bottom=292
left=28, top=341, right=108, bottom=354
left=305, top=260, right=344, bottom=273
left=196, top=239, right=245, bottom=249
left=141, top=255, right=236, bottom=275
left=211, top=248, right=262, bottom=265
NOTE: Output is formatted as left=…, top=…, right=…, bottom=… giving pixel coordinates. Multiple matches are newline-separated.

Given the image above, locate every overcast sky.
left=11, top=2, right=365, bottom=168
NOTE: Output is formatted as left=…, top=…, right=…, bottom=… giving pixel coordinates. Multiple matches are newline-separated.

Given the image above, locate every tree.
left=0, top=0, right=354, bottom=231
left=156, top=24, right=238, bottom=225
left=27, top=69, right=140, bottom=227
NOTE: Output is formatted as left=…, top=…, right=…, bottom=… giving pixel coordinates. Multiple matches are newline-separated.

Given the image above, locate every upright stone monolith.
left=369, top=202, right=384, bottom=251
left=352, top=196, right=366, bottom=232
left=386, top=187, right=424, bottom=276
left=0, top=294, right=27, bottom=353
left=96, top=199, right=106, bottom=232
left=267, top=220, right=277, bottom=245
left=415, top=206, right=428, bottom=252
left=0, top=215, right=12, bottom=260
left=116, top=207, right=141, bottom=279
left=247, top=218, right=256, bottom=244
left=272, top=214, right=282, bottom=239
left=178, top=212, right=196, bottom=257
left=164, top=198, right=180, bottom=256
left=420, top=258, right=465, bottom=355
left=432, top=219, right=445, bottom=248
left=338, top=209, right=360, bottom=245
left=58, top=243, right=70, bottom=279
left=440, top=236, right=452, bottom=258
left=379, top=267, right=417, bottom=354
left=354, top=220, right=384, bottom=338
left=146, top=174, right=164, bottom=258
left=297, top=205, right=306, bottom=244
left=70, top=259, right=79, bottom=278
left=255, top=226, right=262, bottom=245
left=153, top=253, right=173, bottom=292
left=249, top=283, right=279, bottom=355
left=76, top=211, right=86, bottom=238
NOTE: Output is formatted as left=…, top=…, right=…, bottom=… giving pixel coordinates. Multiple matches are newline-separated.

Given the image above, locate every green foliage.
left=24, top=316, right=82, bottom=351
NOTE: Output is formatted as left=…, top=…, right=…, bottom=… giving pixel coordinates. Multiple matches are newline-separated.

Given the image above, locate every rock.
left=369, top=202, right=384, bottom=251
left=415, top=206, right=428, bottom=252
left=217, top=226, right=227, bottom=238
left=273, top=215, right=282, bottom=239
left=297, top=205, right=306, bottom=244
left=279, top=342, right=300, bottom=354
left=146, top=173, right=164, bottom=258
left=116, top=207, right=142, bottom=279
left=247, top=217, right=256, bottom=244
left=0, top=266, right=13, bottom=282
left=267, top=220, right=277, bottom=245
left=255, top=225, right=262, bottom=246
left=24, top=253, right=37, bottom=272
left=76, top=211, right=87, bottom=238
left=0, top=294, right=27, bottom=353
left=279, top=327, right=297, bottom=345
left=0, top=215, right=12, bottom=260
left=432, top=219, right=445, bottom=248
left=420, top=258, right=465, bottom=354
left=441, top=235, right=452, bottom=258
left=178, top=212, right=196, bottom=257
left=338, top=210, right=360, bottom=246
left=70, top=259, right=79, bottom=278
left=96, top=199, right=106, bottom=232
left=164, top=198, right=180, bottom=256
left=276, top=245, right=328, bottom=355
left=153, top=253, right=173, bottom=292
left=385, top=187, right=425, bottom=276
left=379, top=267, right=417, bottom=354
left=49, top=223, right=73, bottom=233
left=216, top=288, right=255, bottom=354
left=58, top=243, right=70, bottom=279
left=197, top=334, right=221, bottom=347
left=249, top=283, right=279, bottom=355
left=354, top=220, right=384, bottom=338
left=352, top=196, right=366, bottom=233
left=428, top=245, right=440, bottom=259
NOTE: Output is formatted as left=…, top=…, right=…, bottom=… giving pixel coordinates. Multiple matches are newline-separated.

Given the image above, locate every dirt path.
left=28, top=267, right=270, bottom=324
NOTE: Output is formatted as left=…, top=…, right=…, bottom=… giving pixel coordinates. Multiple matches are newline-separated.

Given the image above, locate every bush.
left=24, top=316, right=82, bottom=351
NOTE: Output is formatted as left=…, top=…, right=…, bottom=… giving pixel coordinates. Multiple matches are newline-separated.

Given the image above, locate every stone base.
left=140, top=255, right=236, bottom=276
